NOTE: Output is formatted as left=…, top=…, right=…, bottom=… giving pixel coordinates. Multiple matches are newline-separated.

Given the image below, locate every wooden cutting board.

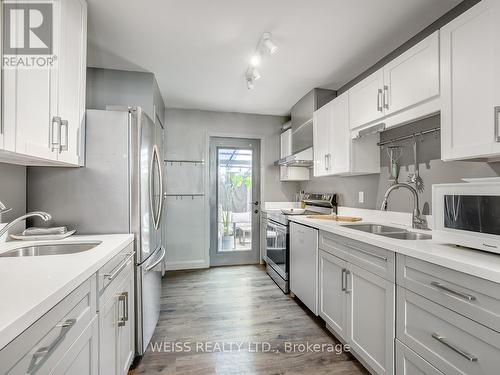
left=306, top=215, right=362, bottom=222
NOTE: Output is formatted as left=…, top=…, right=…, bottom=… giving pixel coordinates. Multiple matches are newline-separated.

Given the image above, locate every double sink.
left=342, top=224, right=432, bottom=240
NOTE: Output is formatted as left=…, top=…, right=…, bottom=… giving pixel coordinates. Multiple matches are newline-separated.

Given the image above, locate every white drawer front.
left=345, top=238, right=395, bottom=282
left=396, top=340, right=444, bottom=375
left=98, top=243, right=134, bottom=294
left=0, top=276, right=96, bottom=375
left=397, top=255, right=500, bottom=332
left=319, top=231, right=349, bottom=260
left=397, top=287, right=500, bottom=375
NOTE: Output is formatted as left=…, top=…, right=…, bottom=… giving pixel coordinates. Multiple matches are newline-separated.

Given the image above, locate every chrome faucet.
left=0, top=211, right=52, bottom=238
left=380, top=183, right=428, bottom=230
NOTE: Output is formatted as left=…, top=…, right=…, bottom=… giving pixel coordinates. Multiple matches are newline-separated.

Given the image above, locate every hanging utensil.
left=387, top=146, right=403, bottom=184
left=408, top=139, right=424, bottom=193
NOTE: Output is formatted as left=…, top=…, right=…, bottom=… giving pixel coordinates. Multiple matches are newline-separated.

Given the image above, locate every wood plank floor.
left=130, top=265, right=369, bottom=375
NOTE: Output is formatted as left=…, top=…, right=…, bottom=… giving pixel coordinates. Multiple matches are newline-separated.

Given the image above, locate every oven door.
left=266, top=219, right=289, bottom=279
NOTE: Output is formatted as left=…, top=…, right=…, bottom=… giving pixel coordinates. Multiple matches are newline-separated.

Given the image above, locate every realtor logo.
left=3, top=2, right=53, bottom=55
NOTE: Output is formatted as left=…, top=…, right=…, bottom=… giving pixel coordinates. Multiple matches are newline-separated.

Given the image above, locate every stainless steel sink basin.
left=342, top=224, right=432, bottom=240
left=342, top=224, right=404, bottom=234
left=380, top=232, right=432, bottom=240
left=0, top=242, right=102, bottom=257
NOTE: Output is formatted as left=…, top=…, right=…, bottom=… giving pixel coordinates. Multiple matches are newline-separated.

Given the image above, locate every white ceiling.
left=86, top=0, right=462, bottom=116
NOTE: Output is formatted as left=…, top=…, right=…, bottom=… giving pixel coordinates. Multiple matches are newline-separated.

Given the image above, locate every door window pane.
left=217, top=148, right=253, bottom=252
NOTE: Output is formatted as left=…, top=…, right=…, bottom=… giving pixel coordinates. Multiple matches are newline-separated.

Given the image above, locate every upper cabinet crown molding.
left=0, top=0, right=87, bottom=167
left=440, top=0, right=500, bottom=161
left=348, top=31, right=441, bottom=132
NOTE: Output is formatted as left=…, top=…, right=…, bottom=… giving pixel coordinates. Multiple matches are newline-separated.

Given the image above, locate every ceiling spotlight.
left=262, top=32, right=278, bottom=55
left=250, top=53, right=262, bottom=67
left=246, top=76, right=254, bottom=90
left=250, top=67, right=261, bottom=81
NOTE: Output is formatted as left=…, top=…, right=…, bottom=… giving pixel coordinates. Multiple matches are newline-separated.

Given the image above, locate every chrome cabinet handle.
left=430, top=281, right=476, bottom=301
left=341, top=268, right=346, bottom=291
left=51, top=116, right=62, bottom=151
left=324, top=154, right=329, bottom=170
left=59, top=119, right=68, bottom=152
left=27, top=318, right=76, bottom=373
left=431, top=333, right=478, bottom=362
left=495, top=106, right=500, bottom=142
left=104, top=252, right=134, bottom=281
left=150, top=145, right=163, bottom=230
left=328, top=154, right=333, bottom=170
left=345, top=270, right=351, bottom=293
left=377, top=89, right=383, bottom=112
left=346, top=244, right=388, bottom=261
left=145, top=246, right=166, bottom=272
left=383, top=85, right=389, bottom=110
left=117, top=292, right=128, bottom=327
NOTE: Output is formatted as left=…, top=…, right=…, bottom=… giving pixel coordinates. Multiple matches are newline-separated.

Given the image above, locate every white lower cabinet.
left=346, top=263, right=394, bottom=375
left=0, top=245, right=135, bottom=375
left=317, top=232, right=394, bottom=375
left=98, top=251, right=135, bottom=375
left=319, top=250, right=347, bottom=340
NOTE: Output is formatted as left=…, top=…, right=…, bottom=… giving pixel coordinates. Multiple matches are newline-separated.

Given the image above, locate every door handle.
left=325, top=154, right=329, bottom=170
left=341, top=269, right=346, bottom=291
left=145, top=246, right=166, bottom=272
left=495, top=106, right=500, bottom=142
left=149, top=145, right=163, bottom=230
left=59, top=119, right=68, bottom=152
left=344, top=270, right=351, bottom=293
left=51, top=116, right=62, bottom=151
left=118, top=293, right=126, bottom=327
left=383, top=85, right=389, bottom=110
left=377, top=89, right=383, bottom=112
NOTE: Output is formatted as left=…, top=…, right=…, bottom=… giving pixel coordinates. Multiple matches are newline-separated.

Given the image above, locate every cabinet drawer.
left=397, top=255, right=500, bottom=332
left=397, top=287, right=500, bottom=375
left=319, top=231, right=349, bottom=260
left=98, top=243, right=134, bottom=295
left=345, top=238, right=395, bottom=282
left=0, top=276, right=97, bottom=374
left=396, top=340, right=444, bottom=375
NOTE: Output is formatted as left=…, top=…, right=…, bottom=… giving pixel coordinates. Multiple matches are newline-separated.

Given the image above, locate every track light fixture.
left=245, top=32, right=278, bottom=89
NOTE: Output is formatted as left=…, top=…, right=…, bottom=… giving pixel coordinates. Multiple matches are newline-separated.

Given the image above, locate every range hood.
left=275, top=147, right=313, bottom=167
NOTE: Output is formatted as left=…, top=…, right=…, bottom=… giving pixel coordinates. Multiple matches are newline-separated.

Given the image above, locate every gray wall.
left=86, top=67, right=165, bottom=123
left=0, top=163, right=26, bottom=222
left=166, top=108, right=299, bottom=202
left=300, top=115, right=500, bottom=214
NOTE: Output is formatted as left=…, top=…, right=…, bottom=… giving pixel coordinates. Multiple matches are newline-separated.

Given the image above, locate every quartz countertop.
left=0, top=234, right=134, bottom=349
left=288, top=213, right=500, bottom=284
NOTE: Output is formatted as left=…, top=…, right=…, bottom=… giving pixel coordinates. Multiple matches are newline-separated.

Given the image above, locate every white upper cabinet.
left=383, top=31, right=440, bottom=116
left=313, top=92, right=380, bottom=177
left=349, top=70, right=385, bottom=130
left=440, top=0, right=500, bottom=161
left=349, top=32, right=440, bottom=131
left=312, top=102, right=331, bottom=177
left=0, top=0, right=87, bottom=166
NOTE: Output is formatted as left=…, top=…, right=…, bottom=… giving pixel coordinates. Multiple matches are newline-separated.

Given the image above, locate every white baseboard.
left=166, top=259, right=209, bottom=271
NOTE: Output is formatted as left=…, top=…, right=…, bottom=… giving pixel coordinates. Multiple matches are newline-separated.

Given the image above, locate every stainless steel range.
left=265, top=193, right=337, bottom=293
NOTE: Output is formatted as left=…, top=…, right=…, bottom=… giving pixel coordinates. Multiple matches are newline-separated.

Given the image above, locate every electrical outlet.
left=358, top=191, right=364, bottom=204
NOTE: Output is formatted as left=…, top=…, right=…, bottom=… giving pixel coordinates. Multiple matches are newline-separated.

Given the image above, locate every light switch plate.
left=358, top=191, right=364, bottom=203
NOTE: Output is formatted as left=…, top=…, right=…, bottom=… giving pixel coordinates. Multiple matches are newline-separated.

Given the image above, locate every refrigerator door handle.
left=150, top=145, right=163, bottom=230
left=145, top=246, right=166, bottom=272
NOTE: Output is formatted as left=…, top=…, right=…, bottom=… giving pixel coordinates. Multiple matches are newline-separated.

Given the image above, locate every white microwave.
left=433, top=182, right=500, bottom=254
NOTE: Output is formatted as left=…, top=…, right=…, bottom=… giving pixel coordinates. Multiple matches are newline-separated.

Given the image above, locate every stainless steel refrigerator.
left=27, top=107, right=165, bottom=355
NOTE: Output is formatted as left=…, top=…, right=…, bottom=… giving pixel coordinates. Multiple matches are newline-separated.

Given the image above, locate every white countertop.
left=0, top=234, right=134, bottom=349
left=288, top=213, right=500, bottom=284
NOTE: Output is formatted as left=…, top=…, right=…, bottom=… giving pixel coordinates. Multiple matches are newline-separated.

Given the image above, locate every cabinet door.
left=290, top=222, right=319, bottom=315
left=383, top=32, right=439, bottom=116
left=55, top=0, right=87, bottom=165
left=329, top=92, right=350, bottom=175
left=319, top=250, right=347, bottom=340
left=312, top=103, right=331, bottom=177
left=117, top=269, right=135, bottom=375
left=348, top=69, right=384, bottom=130
left=99, top=293, right=119, bottom=375
left=346, top=263, right=395, bottom=375
left=51, top=318, right=98, bottom=375
left=441, top=0, right=500, bottom=160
